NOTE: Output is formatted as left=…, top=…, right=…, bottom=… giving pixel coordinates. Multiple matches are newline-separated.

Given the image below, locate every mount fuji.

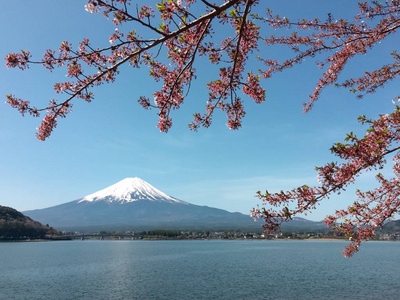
left=23, top=177, right=325, bottom=232
left=77, top=177, right=188, bottom=205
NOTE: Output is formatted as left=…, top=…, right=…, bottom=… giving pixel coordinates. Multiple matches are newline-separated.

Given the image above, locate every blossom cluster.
left=7, top=0, right=397, bottom=139
left=252, top=107, right=400, bottom=257
left=5, top=50, right=31, bottom=70
left=255, top=1, right=400, bottom=112
left=5, top=94, right=38, bottom=117
left=7, top=0, right=263, bottom=137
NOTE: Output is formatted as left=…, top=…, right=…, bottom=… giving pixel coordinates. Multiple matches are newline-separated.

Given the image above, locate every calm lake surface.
left=1, top=240, right=399, bottom=299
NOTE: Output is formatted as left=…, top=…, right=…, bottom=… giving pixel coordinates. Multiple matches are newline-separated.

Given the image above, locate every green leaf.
left=284, top=207, right=291, bottom=218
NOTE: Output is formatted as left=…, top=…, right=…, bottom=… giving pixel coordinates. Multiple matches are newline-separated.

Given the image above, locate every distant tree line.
left=140, top=229, right=181, bottom=238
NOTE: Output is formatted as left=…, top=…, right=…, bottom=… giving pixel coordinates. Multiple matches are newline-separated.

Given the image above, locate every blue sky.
left=0, top=1, right=398, bottom=222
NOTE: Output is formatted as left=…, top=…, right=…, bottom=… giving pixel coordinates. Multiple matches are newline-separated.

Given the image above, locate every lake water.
left=1, top=240, right=399, bottom=299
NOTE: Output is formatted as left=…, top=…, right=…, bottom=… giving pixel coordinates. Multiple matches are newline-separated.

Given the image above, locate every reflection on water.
left=1, top=240, right=399, bottom=300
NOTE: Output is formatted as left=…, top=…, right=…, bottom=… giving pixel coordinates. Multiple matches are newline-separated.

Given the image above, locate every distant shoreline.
left=1, top=237, right=398, bottom=243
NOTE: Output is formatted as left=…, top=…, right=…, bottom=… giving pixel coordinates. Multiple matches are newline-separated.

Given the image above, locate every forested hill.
left=0, top=205, right=61, bottom=240
left=378, top=219, right=400, bottom=234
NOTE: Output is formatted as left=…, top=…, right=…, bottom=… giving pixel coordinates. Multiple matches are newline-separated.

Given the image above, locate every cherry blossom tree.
left=4, top=0, right=400, bottom=256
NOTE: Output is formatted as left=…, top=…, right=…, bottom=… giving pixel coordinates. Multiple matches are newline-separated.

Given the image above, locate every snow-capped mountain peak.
left=78, top=177, right=187, bottom=204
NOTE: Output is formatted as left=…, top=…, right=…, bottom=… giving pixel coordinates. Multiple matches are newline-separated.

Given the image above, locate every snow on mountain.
left=22, top=177, right=327, bottom=232
left=78, top=177, right=188, bottom=204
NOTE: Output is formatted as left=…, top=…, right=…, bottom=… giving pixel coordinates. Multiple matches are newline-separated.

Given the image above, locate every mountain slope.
left=0, top=205, right=60, bottom=239
left=23, top=177, right=326, bottom=232
left=376, top=219, right=400, bottom=234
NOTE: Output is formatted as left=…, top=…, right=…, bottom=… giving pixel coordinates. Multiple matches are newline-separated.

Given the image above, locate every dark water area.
left=1, top=240, right=399, bottom=299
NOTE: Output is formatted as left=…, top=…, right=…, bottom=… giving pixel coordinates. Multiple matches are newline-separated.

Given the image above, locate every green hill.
left=0, top=205, right=61, bottom=240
